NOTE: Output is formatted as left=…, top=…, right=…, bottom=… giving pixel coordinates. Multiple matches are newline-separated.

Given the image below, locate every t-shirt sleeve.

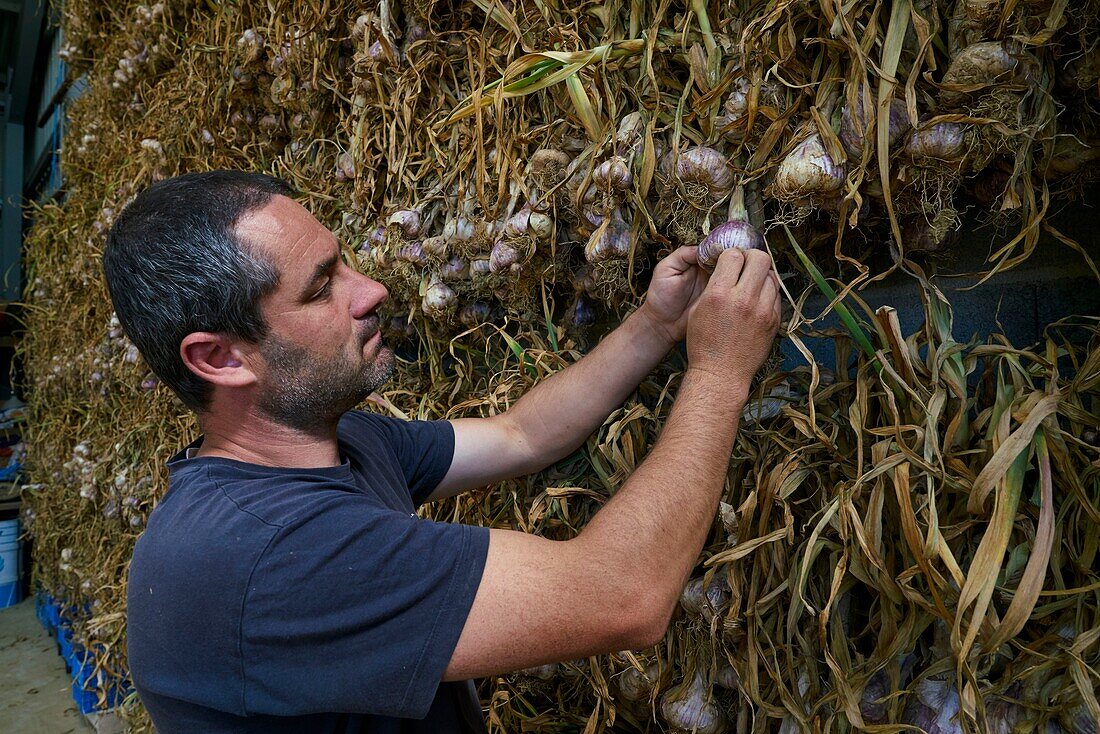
left=341, top=411, right=455, bottom=506
left=239, top=489, right=489, bottom=718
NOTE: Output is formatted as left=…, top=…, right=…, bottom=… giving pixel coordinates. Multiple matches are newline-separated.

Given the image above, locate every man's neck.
left=195, top=406, right=342, bottom=468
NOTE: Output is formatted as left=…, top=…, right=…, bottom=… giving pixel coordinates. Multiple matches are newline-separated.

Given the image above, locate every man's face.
left=235, top=195, right=394, bottom=431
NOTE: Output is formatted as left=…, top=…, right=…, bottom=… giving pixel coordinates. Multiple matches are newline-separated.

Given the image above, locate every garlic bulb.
left=421, top=235, right=448, bottom=258
left=395, top=241, right=425, bottom=264
left=697, top=187, right=764, bottom=271
left=458, top=302, right=492, bottom=328
left=679, top=575, right=731, bottom=621
left=489, top=240, right=522, bottom=274
left=421, top=279, right=456, bottom=318
left=904, top=122, right=967, bottom=167
left=584, top=210, right=632, bottom=263
left=901, top=679, right=963, bottom=734
left=664, top=146, right=735, bottom=204
left=1061, top=703, right=1098, bottom=734
left=439, top=256, right=468, bottom=281
left=593, top=156, right=633, bottom=192
left=839, top=90, right=910, bottom=159
left=387, top=209, right=422, bottom=238
left=519, top=663, right=558, bottom=680
left=617, top=662, right=660, bottom=703
left=660, top=674, right=726, bottom=734
left=771, top=133, right=845, bottom=202
left=715, top=664, right=740, bottom=691
left=469, top=259, right=492, bottom=278
left=529, top=148, right=573, bottom=191
left=940, top=41, right=1029, bottom=105
left=442, top=215, right=476, bottom=245
left=567, top=296, right=596, bottom=327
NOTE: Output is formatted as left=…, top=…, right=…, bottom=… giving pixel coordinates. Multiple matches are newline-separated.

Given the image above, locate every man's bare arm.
left=443, top=249, right=781, bottom=678
left=431, top=247, right=706, bottom=500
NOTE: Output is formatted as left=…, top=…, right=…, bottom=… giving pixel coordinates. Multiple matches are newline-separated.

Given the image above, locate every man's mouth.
left=360, top=315, right=381, bottom=347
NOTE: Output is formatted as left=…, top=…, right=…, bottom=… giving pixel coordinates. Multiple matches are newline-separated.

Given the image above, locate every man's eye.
left=312, top=281, right=332, bottom=299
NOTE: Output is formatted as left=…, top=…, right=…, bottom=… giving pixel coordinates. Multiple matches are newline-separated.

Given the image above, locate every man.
left=104, top=171, right=780, bottom=733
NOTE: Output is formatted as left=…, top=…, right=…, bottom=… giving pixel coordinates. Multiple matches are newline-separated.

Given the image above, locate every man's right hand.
left=685, top=248, right=782, bottom=394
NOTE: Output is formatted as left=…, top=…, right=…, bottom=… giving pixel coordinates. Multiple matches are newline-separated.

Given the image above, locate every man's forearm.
left=574, top=367, right=746, bottom=623
left=504, top=304, right=676, bottom=468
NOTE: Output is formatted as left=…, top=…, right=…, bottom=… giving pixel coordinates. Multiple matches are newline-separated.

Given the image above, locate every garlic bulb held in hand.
left=660, top=674, right=726, bottom=734
left=698, top=187, right=764, bottom=272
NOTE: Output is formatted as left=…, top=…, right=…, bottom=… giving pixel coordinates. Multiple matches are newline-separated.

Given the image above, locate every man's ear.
left=180, top=333, right=257, bottom=388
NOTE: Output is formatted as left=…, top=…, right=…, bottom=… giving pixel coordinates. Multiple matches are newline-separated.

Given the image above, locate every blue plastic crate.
left=69, top=646, right=132, bottom=715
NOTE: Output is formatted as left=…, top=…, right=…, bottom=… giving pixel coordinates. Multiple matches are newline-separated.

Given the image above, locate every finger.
left=660, top=245, right=700, bottom=274
left=737, top=249, right=776, bottom=294
left=709, top=248, right=747, bottom=285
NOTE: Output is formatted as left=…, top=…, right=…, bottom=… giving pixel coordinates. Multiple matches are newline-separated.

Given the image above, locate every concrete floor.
left=0, top=599, right=93, bottom=733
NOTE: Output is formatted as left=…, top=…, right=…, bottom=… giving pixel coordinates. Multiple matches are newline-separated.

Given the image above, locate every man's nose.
left=351, top=270, right=388, bottom=319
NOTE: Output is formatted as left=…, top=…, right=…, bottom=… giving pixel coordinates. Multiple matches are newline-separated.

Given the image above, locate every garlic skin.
left=489, top=239, right=522, bottom=274
left=421, top=279, right=456, bottom=318
left=660, top=674, right=726, bottom=734
left=458, top=302, right=492, bottom=328
left=617, top=662, right=660, bottom=703
left=421, top=235, right=448, bottom=258
left=394, top=241, right=425, bottom=264
left=583, top=210, right=632, bottom=263
left=679, top=575, right=731, bottom=621
left=715, top=664, right=740, bottom=691
left=940, top=41, right=1026, bottom=104
left=697, top=220, right=764, bottom=271
left=529, top=148, right=573, bottom=192
left=665, top=146, right=735, bottom=204
left=839, top=91, right=910, bottom=159
left=387, top=209, right=422, bottom=238
left=439, top=256, right=468, bottom=281
left=1061, top=703, right=1098, bottom=734
left=567, top=296, right=597, bottom=327
left=901, top=679, right=964, bottom=734
left=469, top=259, right=492, bottom=278
left=904, top=122, right=967, bottom=167
left=442, top=216, right=476, bottom=246
left=771, top=134, right=845, bottom=202
left=593, top=156, right=633, bottom=192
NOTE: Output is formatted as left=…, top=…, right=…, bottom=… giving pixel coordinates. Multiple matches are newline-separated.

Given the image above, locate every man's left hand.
left=638, top=246, right=708, bottom=345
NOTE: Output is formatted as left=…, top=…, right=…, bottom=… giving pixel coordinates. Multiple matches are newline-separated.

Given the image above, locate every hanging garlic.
left=439, top=256, right=468, bottom=281
left=584, top=209, right=632, bottom=263
left=489, top=240, right=523, bottom=274
left=394, top=241, right=425, bottom=264
left=529, top=149, right=574, bottom=193
left=839, top=88, right=910, bottom=159
left=660, top=674, right=727, bottom=734
left=770, top=133, right=845, bottom=202
left=716, top=664, right=740, bottom=691
left=901, top=679, right=964, bottom=734
left=421, top=278, right=456, bottom=318
left=519, top=664, right=558, bottom=680
left=387, top=209, right=422, bottom=239
left=442, top=215, right=476, bottom=246
left=567, top=296, right=597, bottom=327
left=939, top=41, right=1033, bottom=105
left=679, top=574, right=731, bottom=621
left=458, top=302, right=492, bottom=328
left=618, top=662, right=660, bottom=703
left=335, top=152, right=356, bottom=182
left=469, top=259, right=492, bottom=278
left=697, top=186, right=764, bottom=271
left=593, top=156, right=633, bottom=192
left=421, top=235, right=448, bottom=258
left=663, top=146, right=735, bottom=205
left=904, top=122, right=967, bottom=167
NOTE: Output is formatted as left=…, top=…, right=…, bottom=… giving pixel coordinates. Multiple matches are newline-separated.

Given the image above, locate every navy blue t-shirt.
left=127, top=411, right=491, bottom=733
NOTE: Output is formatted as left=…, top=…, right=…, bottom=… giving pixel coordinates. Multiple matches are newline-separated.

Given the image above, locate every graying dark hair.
left=102, top=171, right=294, bottom=411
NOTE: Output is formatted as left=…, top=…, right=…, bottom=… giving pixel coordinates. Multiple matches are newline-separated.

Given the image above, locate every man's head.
left=103, top=171, right=393, bottom=430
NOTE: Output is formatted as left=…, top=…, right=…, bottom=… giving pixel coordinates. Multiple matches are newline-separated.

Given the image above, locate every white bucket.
left=0, top=518, right=22, bottom=608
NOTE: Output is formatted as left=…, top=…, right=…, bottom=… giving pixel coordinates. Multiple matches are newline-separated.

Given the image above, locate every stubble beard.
left=255, top=333, right=395, bottom=432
